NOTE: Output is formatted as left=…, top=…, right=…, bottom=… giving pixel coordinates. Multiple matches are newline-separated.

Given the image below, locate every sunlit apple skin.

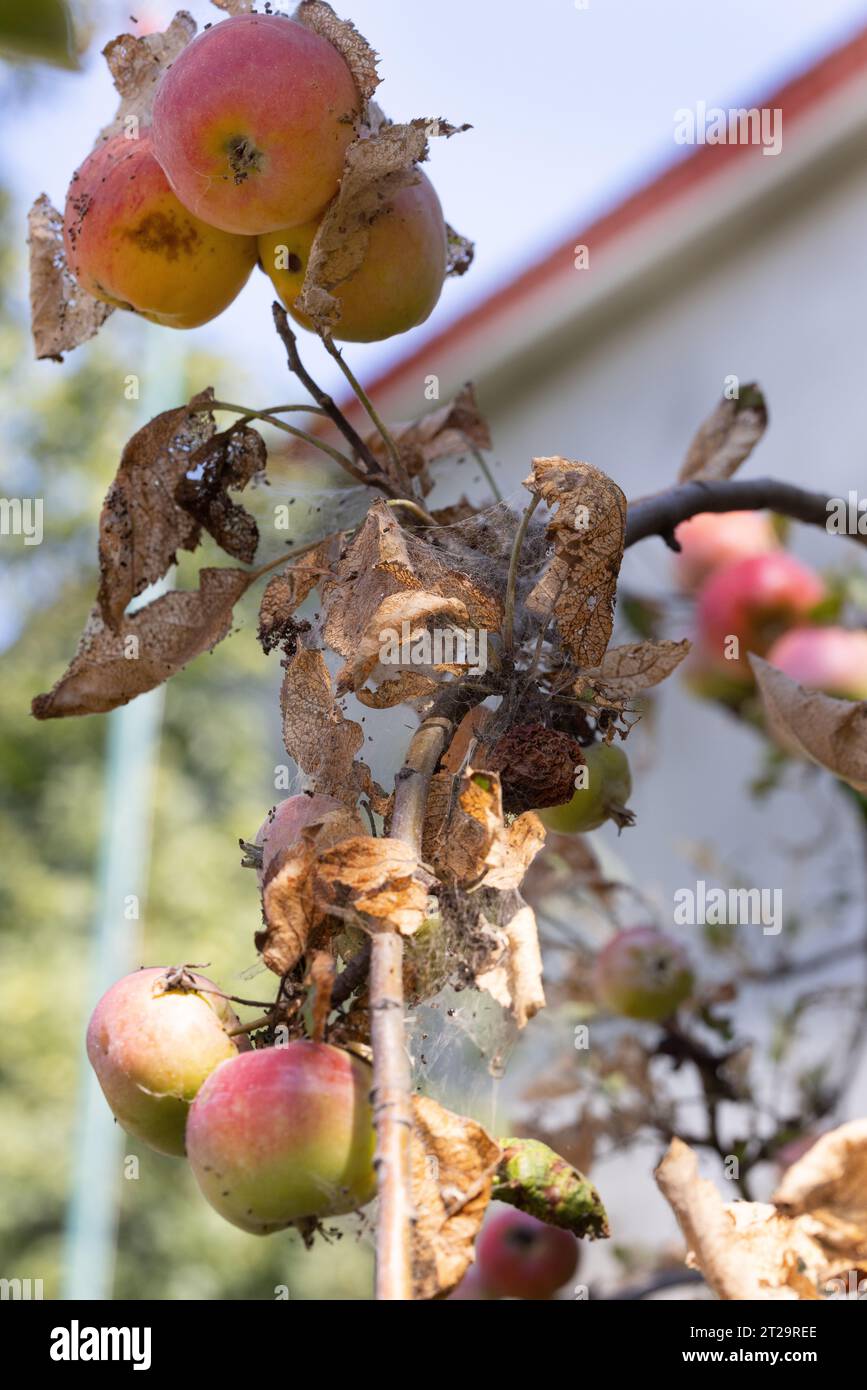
left=766, top=626, right=867, bottom=700
left=540, top=743, right=632, bottom=834
left=255, top=792, right=347, bottom=885
left=695, top=551, right=825, bottom=680
left=186, top=1041, right=377, bottom=1233
left=259, top=172, right=448, bottom=342
left=63, top=133, right=257, bottom=327
left=446, top=1265, right=497, bottom=1300
left=152, top=14, right=359, bottom=235
left=674, top=510, right=778, bottom=591
left=86, top=967, right=249, bottom=1157
left=475, top=1206, right=579, bottom=1300
left=593, top=927, right=694, bottom=1022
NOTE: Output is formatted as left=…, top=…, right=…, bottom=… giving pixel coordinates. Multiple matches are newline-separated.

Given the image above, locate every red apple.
left=674, top=510, right=777, bottom=591
left=447, top=1265, right=498, bottom=1299
left=86, top=967, right=249, bottom=1157
left=255, top=792, right=348, bottom=885
left=186, top=1041, right=377, bottom=1233
left=766, top=626, right=867, bottom=700
left=696, top=551, right=825, bottom=680
left=593, top=927, right=693, bottom=1022
left=475, top=1205, right=579, bottom=1300
left=63, top=133, right=257, bottom=327
left=152, top=13, right=360, bottom=235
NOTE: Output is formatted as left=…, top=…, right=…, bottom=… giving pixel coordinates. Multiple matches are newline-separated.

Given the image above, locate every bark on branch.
left=625, top=476, right=865, bottom=550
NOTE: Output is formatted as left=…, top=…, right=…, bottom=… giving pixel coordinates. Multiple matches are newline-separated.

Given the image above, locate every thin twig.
left=468, top=443, right=503, bottom=503
left=319, top=332, right=405, bottom=480
left=371, top=715, right=453, bottom=1301
left=625, top=476, right=867, bottom=550
left=502, top=493, right=540, bottom=654
left=204, top=399, right=358, bottom=473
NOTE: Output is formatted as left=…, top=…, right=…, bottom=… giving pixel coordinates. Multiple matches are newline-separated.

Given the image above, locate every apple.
left=674, top=510, right=777, bottom=591
left=475, top=1205, right=579, bottom=1300
left=255, top=792, right=347, bottom=885
left=151, top=13, right=360, bottom=235
left=766, top=626, right=867, bottom=700
left=695, top=551, right=825, bottom=679
left=186, top=1040, right=377, bottom=1233
left=540, top=743, right=633, bottom=833
left=63, top=133, right=257, bottom=327
left=446, top=1265, right=497, bottom=1300
left=593, top=927, right=694, bottom=1022
left=86, top=967, right=249, bottom=1157
left=259, top=171, right=448, bottom=342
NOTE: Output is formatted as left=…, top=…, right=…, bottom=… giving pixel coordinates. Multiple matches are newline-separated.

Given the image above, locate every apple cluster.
left=676, top=511, right=867, bottom=700
left=63, top=13, right=448, bottom=340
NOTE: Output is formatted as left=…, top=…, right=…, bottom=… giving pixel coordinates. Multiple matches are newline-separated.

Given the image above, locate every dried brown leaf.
left=315, top=835, right=427, bottom=934
left=175, top=424, right=266, bottom=564
left=32, top=567, right=252, bottom=720
left=28, top=195, right=113, bottom=361
left=258, top=534, right=342, bottom=654
left=363, top=384, right=491, bottom=489
left=774, top=1120, right=867, bottom=1268
left=279, top=647, right=373, bottom=805
left=295, top=0, right=381, bottom=105
left=339, top=589, right=472, bottom=707
left=100, top=11, right=197, bottom=142
left=475, top=891, right=546, bottom=1028
left=410, top=1095, right=501, bottom=1300
left=524, top=457, right=626, bottom=666
left=679, top=385, right=768, bottom=483
left=750, top=656, right=867, bottom=794
left=580, top=638, right=691, bottom=699
left=98, top=392, right=215, bottom=631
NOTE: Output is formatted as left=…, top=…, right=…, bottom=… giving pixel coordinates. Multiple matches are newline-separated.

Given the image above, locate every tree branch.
left=370, top=715, right=453, bottom=1301
left=625, top=476, right=866, bottom=550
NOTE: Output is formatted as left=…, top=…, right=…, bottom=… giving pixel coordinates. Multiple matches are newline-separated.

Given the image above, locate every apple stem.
left=371, top=715, right=452, bottom=1300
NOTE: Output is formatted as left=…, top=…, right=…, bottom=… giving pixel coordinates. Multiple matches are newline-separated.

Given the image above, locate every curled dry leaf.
left=524, top=457, right=626, bottom=667
left=258, top=534, right=342, bottom=653
left=295, top=0, right=381, bottom=106
left=315, top=836, right=428, bottom=935
left=296, top=119, right=469, bottom=332
left=362, top=383, right=492, bottom=492
left=410, top=1094, right=502, bottom=1300
left=750, top=655, right=867, bottom=795
left=175, top=424, right=266, bottom=565
left=773, top=1119, right=867, bottom=1269
left=279, top=646, right=374, bottom=806
left=305, top=950, right=336, bottom=1044
left=475, top=891, right=546, bottom=1029
left=678, top=384, right=768, bottom=483
left=446, top=223, right=475, bottom=277
left=339, top=589, right=474, bottom=709
left=98, top=391, right=216, bottom=631
left=423, top=768, right=545, bottom=892
left=32, top=568, right=253, bottom=720
left=579, top=638, right=691, bottom=700
left=656, top=1138, right=849, bottom=1300
left=322, top=500, right=502, bottom=689
left=257, top=805, right=363, bottom=975
left=28, top=195, right=114, bottom=362
left=100, top=10, right=197, bottom=142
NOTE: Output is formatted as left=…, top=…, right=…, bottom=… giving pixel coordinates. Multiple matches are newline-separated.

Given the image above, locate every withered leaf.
left=279, top=646, right=373, bottom=805
left=322, top=501, right=502, bottom=677
left=524, top=457, right=626, bottom=666
left=340, top=589, right=472, bottom=708
left=475, top=891, right=546, bottom=1029
left=175, top=424, right=266, bottom=564
left=580, top=638, right=691, bottom=699
left=98, top=391, right=215, bottom=632
left=773, top=1119, right=867, bottom=1269
left=100, top=11, right=197, bottom=142
left=315, top=836, right=427, bottom=934
left=295, top=0, right=381, bottom=105
left=656, top=1138, right=841, bottom=1300
left=750, top=655, right=867, bottom=794
left=296, top=119, right=469, bottom=332
left=258, top=534, right=342, bottom=653
left=28, top=195, right=113, bottom=361
left=410, top=1095, right=501, bottom=1300
left=446, top=223, right=475, bottom=277
left=679, top=385, right=768, bottom=483
left=363, top=384, right=492, bottom=491
left=424, top=768, right=545, bottom=894
left=32, top=567, right=252, bottom=720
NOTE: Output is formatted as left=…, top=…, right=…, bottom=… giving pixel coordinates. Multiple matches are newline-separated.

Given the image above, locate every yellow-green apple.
left=63, top=133, right=257, bottom=327
left=674, top=510, right=777, bottom=591
left=259, top=171, right=448, bottom=342
left=86, top=967, right=249, bottom=1157
left=695, top=551, right=825, bottom=680
left=766, top=626, right=867, bottom=700
left=593, top=927, right=693, bottom=1022
left=475, top=1205, right=579, bottom=1300
left=540, top=743, right=633, bottom=834
left=186, top=1041, right=377, bottom=1233
left=151, top=13, right=359, bottom=235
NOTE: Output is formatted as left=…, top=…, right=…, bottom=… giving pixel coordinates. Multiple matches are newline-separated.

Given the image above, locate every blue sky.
left=6, top=0, right=867, bottom=399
